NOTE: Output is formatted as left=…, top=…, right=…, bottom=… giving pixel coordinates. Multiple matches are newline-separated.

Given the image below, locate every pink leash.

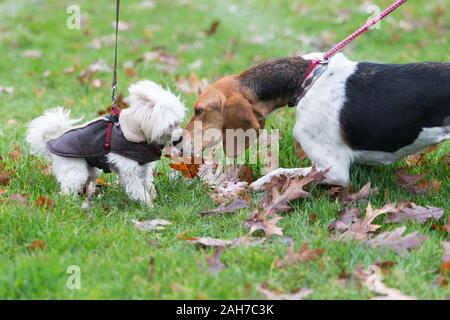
left=303, top=0, right=408, bottom=81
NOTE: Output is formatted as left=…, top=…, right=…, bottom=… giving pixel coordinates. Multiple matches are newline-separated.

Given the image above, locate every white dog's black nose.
left=172, top=136, right=183, bottom=146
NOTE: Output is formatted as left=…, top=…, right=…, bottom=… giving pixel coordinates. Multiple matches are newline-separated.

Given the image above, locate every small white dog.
left=27, top=80, right=186, bottom=206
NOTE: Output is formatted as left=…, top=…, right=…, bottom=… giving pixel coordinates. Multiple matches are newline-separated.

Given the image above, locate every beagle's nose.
left=172, top=136, right=183, bottom=146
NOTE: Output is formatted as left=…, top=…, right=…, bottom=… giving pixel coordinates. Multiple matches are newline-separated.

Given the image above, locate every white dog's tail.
left=26, top=107, right=82, bottom=158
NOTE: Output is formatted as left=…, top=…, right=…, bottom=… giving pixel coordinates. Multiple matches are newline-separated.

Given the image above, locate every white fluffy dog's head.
left=120, top=80, right=186, bottom=144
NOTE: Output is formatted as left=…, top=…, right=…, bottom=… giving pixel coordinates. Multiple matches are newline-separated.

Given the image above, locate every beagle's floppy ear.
left=223, top=94, right=261, bottom=131
left=222, top=94, right=261, bottom=157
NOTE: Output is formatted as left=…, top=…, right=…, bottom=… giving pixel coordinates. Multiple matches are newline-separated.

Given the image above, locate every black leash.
left=111, top=0, right=120, bottom=114
left=104, top=0, right=121, bottom=153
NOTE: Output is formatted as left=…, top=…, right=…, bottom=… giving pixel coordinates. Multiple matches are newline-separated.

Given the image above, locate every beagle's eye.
left=194, top=108, right=203, bottom=116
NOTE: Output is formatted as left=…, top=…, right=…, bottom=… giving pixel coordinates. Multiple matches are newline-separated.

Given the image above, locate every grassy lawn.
left=0, top=0, right=448, bottom=299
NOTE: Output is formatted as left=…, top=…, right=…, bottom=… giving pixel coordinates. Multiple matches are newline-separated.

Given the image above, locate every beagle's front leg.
left=250, top=162, right=351, bottom=192
left=249, top=167, right=312, bottom=191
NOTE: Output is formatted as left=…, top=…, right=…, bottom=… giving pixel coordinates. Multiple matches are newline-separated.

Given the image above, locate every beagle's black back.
left=341, top=62, right=450, bottom=152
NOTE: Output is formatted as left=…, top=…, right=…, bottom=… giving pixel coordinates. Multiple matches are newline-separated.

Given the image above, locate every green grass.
left=0, top=0, right=449, bottom=299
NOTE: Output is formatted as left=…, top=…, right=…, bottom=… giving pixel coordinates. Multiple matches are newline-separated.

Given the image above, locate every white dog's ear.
left=128, top=81, right=157, bottom=109
left=127, top=80, right=186, bottom=142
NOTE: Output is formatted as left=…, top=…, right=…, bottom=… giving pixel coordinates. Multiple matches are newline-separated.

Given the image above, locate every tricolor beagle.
left=177, top=53, right=450, bottom=189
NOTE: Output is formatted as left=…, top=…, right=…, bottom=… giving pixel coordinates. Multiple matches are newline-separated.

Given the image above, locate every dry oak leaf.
left=329, top=182, right=379, bottom=205
left=206, top=20, right=221, bottom=35
left=187, top=237, right=233, bottom=248
left=176, top=73, right=209, bottom=94
left=78, top=59, right=112, bottom=85
left=186, top=236, right=264, bottom=248
left=334, top=203, right=398, bottom=241
left=259, top=166, right=330, bottom=217
left=395, top=169, right=441, bottom=194
left=445, top=217, right=450, bottom=236
left=275, top=243, right=324, bottom=268
left=386, top=203, right=444, bottom=224
left=0, top=86, right=14, bottom=94
left=9, top=193, right=28, bottom=206
left=8, top=145, right=23, bottom=161
left=294, top=141, right=309, bottom=161
left=28, top=240, right=46, bottom=251
left=403, top=145, right=437, bottom=167
left=204, top=246, right=225, bottom=275
left=257, top=285, right=313, bottom=300
left=200, top=197, right=248, bottom=216
left=0, top=172, right=11, bottom=186
left=441, top=241, right=450, bottom=276
left=167, top=152, right=201, bottom=179
left=198, top=162, right=250, bottom=203
left=329, top=207, right=361, bottom=233
left=361, top=265, right=417, bottom=300
left=23, top=49, right=42, bottom=58
left=132, top=219, right=172, bottom=231
left=245, top=212, right=284, bottom=237
left=36, top=196, right=55, bottom=209
left=143, top=50, right=180, bottom=74
left=366, top=226, right=427, bottom=256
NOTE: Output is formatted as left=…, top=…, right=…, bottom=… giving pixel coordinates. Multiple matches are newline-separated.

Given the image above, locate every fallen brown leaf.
left=0, top=86, right=14, bottom=94
left=8, top=145, right=23, bottom=161
left=187, top=237, right=233, bottom=248
left=143, top=50, right=180, bottom=74
left=245, top=212, right=284, bottom=237
left=294, top=141, right=308, bottom=161
left=386, top=203, right=444, bottom=224
left=374, top=260, right=397, bottom=272
left=204, top=246, right=225, bottom=275
left=257, top=285, right=313, bottom=300
left=23, top=49, right=42, bottom=58
left=366, top=226, right=427, bottom=256
left=441, top=241, right=450, bottom=276
left=176, top=73, right=209, bottom=94
left=78, top=59, right=112, bottom=85
left=10, top=193, right=28, bottom=206
left=187, top=236, right=264, bottom=248
left=132, top=219, right=172, bottom=231
left=404, top=145, right=437, bottom=167
left=395, top=169, right=441, bottom=194
left=28, top=240, right=46, bottom=251
left=329, top=182, right=378, bottom=205
left=36, top=196, right=55, bottom=209
left=206, top=20, right=220, bottom=35
left=334, top=203, right=398, bottom=241
left=445, top=217, right=450, bottom=236
left=329, top=207, right=361, bottom=233
left=275, top=243, right=324, bottom=268
left=359, top=265, right=417, bottom=300
left=81, top=181, right=96, bottom=211
left=259, top=166, right=330, bottom=217
left=197, top=162, right=249, bottom=203
left=200, top=197, right=248, bottom=216
left=0, top=172, right=11, bottom=186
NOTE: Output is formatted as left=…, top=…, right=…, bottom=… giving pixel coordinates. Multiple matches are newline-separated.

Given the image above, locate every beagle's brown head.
left=176, top=56, right=310, bottom=156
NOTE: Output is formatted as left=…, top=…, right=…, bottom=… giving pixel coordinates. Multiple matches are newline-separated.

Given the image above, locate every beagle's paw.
left=250, top=167, right=313, bottom=192
left=249, top=168, right=287, bottom=192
